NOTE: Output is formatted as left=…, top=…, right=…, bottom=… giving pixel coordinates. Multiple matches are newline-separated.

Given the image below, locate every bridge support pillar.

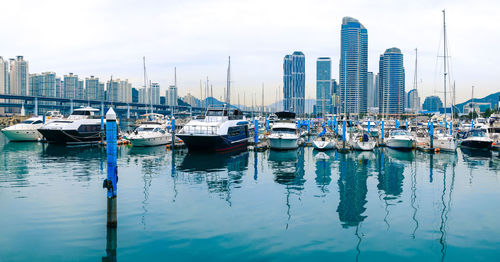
left=70, top=99, right=74, bottom=113
left=34, top=97, right=38, bottom=116
left=127, top=104, right=130, bottom=119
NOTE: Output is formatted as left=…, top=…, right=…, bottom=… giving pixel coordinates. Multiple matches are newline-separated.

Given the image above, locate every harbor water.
left=1, top=133, right=500, bottom=261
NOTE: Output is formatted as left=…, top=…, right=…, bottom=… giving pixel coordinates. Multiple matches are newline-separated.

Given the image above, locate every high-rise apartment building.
left=315, top=57, right=331, bottom=116
left=63, top=73, right=83, bottom=99
left=106, top=79, right=120, bottom=102
left=0, top=57, right=8, bottom=114
left=379, top=48, right=405, bottom=115
left=422, top=96, right=443, bottom=112
left=9, top=56, right=29, bottom=96
left=339, top=17, right=368, bottom=115
left=85, top=76, right=105, bottom=101
left=29, top=72, right=57, bottom=97
left=167, top=85, right=178, bottom=106
left=283, top=51, right=305, bottom=115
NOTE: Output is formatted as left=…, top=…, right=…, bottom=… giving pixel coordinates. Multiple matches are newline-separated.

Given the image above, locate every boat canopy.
left=275, top=111, right=296, bottom=120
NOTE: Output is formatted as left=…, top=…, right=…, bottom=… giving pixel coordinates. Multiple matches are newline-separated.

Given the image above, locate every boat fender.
left=102, top=179, right=113, bottom=190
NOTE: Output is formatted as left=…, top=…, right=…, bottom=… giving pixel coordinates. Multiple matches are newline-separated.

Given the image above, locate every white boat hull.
left=312, top=140, right=336, bottom=150
left=1, top=129, right=42, bottom=141
left=386, top=138, right=414, bottom=150
left=130, top=135, right=171, bottom=147
left=269, top=137, right=299, bottom=150
left=434, top=137, right=458, bottom=151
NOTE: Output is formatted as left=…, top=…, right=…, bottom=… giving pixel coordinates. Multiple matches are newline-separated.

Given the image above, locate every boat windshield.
left=469, top=130, right=486, bottom=137
left=207, top=110, right=225, bottom=116
left=273, top=128, right=296, bottom=134
left=21, top=120, right=34, bottom=124
left=136, top=127, right=155, bottom=132
left=391, top=130, right=409, bottom=136
left=71, top=111, right=92, bottom=116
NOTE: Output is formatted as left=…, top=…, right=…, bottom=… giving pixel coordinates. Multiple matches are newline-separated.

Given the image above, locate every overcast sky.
left=1, top=0, right=499, bottom=105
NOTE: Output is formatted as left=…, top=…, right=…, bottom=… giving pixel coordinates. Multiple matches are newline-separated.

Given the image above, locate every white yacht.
left=385, top=129, right=415, bottom=151
left=38, top=107, right=109, bottom=144
left=351, top=133, right=376, bottom=151
left=128, top=114, right=171, bottom=147
left=268, top=111, right=300, bottom=150
left=1, top=111, right=63, bottom=141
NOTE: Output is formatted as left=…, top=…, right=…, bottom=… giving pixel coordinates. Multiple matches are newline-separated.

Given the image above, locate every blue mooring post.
left=265, top=115, right=269, bottom=131
left=42, top=113, right=46, bottom=124
left=381, top=120, right=385, bottom=143
left=254, top=119, right=258, bottom=145
left=34, top=97, right=38, bottom=116
left=471, top=119, right=474, bottom=129
left=171, top=117, right=175, bottom=147
left=342, top=119, right=346, bottom=142
left=103, top=108, right=117, bottom=228
left=368, top=120, right=371, bottom=133
left=430, top=121, right=434, bottom=149
left=450, top=122, right=453, bottom=135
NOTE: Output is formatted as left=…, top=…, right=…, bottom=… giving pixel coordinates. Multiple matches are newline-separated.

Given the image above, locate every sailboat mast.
left=443, top=10, right=448, bottom=116
left=226, top=56, right=231, bottom=106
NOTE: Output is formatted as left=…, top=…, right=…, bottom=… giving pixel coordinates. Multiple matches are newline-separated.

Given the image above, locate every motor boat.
left=351, top=132, right=376, bottom=151
left=385, top=128, right=415, bottom=151
left=128, top=113, right=171, bottom=147
left=38, top=107, right=111, bottom=144
left=460, top=129, right=493, bottom=151
left=176, top=106, right=249, bottom=152
left=268, top=111, right=300, bottom=150
left=1, top=111, right=63, bottom=141
left=434, top=132, right=458, bottom=152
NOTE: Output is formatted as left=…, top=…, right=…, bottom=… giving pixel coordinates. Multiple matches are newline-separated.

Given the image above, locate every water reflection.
left=313, top=151, right=333, bottom=196
left=336, top=152, right=368, bottom=228
left=177, top=150, right=249, bottom=203
left=102, top=227, right=117, bottom=262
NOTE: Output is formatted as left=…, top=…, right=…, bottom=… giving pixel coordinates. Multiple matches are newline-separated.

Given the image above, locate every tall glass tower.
left=379, top=48, right=405, bottom=115
left=315, top=57, right=331, bottom=116
left=283, top=51, right=305, bottom=115
left=339, top=17, right=368, bottom=115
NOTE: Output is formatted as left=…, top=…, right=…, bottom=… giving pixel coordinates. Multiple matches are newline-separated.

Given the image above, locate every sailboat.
left=434, top=10, right=458, bottom=152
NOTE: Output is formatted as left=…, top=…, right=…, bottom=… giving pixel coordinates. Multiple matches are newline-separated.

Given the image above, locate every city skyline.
left=0, top=0, right=498, bottom=106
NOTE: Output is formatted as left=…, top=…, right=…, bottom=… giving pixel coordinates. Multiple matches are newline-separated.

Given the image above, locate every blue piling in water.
left=430, top=121, right=434, bottom=149
left=254, top=119, right=258, bottom=145
left=471, top=119, right=474, bottom=129
left=368, top=120, right=371, bottom=133
left=171, top=117, right=176, bottom=146
left=265, top=116, right=269, bottom=131
left=42, top=113, right=46, bottom=124
left=104, top=108, right=118, bottom=228
left=381, top=120, right=385, bottom=142
left=342, top=120, right=346, bottom=142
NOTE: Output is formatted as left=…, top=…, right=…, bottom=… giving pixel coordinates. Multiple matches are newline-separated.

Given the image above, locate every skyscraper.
left=339, top=17, right=368, bottom=115
left=9, top=56, right=29, bottom=96
left=283, top=51, right=305, bottom=115
left=106, top=79, right=120, bottom=102
left=407, top=89, right=420, bottom=112
left=367, top=72, right=374, bottom=108
left=379, top=48, right=405, bottom=116
left=331, top=79, right=338, bottom=114
left=315, top=57, right=331, bottom=116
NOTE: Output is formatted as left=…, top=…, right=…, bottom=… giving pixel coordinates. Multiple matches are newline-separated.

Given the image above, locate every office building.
left=167, top=85, right=178, bottom=106
left=379, top=48, right=405, bottom=115
left=339, top=17, right=368, bottom=114
left=315, top=57, right=331, bottom=116
left=422, top=96, right=443, bottom=112
left=407, top=89, right=420, bottom=112
left=283, top=51, right=305, bottom=115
